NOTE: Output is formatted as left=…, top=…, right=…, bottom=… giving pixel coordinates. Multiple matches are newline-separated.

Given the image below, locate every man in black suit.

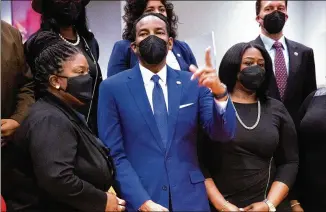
left=251, top=0, right=317, bottom=126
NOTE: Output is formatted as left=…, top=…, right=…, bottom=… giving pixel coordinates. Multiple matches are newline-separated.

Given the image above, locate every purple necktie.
left=273, top=41, right=288, bottom=101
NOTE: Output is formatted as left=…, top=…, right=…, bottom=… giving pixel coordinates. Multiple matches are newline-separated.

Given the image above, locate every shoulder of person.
left=113, top=39, right=132, bottom=49
left=173, top=39, right=191, bottom=50
left=101, top=67, right=132, bottom=89
left=285, top=38, right=313, bottom=52
left=314, top=87, right=326, bottom=97
left=264, top=97, right=288, bottom=112
left=1, top=20, right=22, bottom=42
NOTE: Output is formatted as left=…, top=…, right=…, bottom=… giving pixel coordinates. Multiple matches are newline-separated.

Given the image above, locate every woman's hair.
left=28, top=31, right=81, bottom=96
left=131, top=13, right=171, bottom=40
left=122, top=0, right=178, bottom=41
left=218, top=42, right=273, bottom=102
left=40, top=1, right=93, bottom=40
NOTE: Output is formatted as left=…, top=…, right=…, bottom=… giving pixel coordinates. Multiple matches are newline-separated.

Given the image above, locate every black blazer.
left=3, top=93, right=114, bottom=212
left=251, top=36, right=317, bottom=125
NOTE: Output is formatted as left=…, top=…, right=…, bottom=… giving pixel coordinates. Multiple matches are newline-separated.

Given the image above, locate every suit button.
left=162, top=186, right=167, bottom=191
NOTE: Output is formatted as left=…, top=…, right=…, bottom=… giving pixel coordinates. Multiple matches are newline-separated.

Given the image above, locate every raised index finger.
left=205, top=47, right=213, bottom=68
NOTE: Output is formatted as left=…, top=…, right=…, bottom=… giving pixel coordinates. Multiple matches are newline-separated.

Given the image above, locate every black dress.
left=2, top=93, right=115, bottom=212
left=292, top=88, right=326, bottom=210
left=200, top=98, right=299, bottom=211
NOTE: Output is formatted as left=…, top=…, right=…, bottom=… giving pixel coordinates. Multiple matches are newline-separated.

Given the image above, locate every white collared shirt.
left=260, top=34, right=290, bottom=74
left=166, top=50, right=181, bottom=71
left=139, top=64, right=228, bottom=114
left=139, top=64, right=169, bottom=112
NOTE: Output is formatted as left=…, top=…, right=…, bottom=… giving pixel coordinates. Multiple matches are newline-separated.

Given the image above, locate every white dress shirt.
left=260, top=34, right=289, bottom=74
left=166, top=50, right=181, bottom=70
left=139, top=64, right=228, bottom=113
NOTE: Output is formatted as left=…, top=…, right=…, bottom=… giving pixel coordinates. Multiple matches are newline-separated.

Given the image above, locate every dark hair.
left=29, top=31, right=81, bottom=96
left=131, top=12, right=171, bottom=41
left=40, top=1, right=93, bottom=40
left=218, top=42, right=273, bottom=102
left=122, top=0, right=178, bottom=41
left=255, top=0, right=288, bottom=16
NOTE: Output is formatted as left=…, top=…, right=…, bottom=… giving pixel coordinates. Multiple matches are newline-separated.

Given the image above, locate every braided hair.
left=28, top=31, right=82, bottom=97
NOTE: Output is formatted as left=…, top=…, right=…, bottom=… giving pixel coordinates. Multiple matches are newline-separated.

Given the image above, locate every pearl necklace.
left=234, top=100, right=261, bottom=130
left=59, top=33, right=80, bottom=46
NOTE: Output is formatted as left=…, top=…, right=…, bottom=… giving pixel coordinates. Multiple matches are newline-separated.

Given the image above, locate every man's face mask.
left=137, top=35, right=168, bottom=65
left=50, top=0, right=83, bottom=26
left=261, top=11, right=286, bottom=34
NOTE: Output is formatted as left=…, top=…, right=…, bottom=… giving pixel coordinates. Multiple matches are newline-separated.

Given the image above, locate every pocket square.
left=179, top=103, right=194, bottom=109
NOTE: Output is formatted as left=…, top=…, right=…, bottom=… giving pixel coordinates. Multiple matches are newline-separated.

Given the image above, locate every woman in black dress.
left=290, top=87, right=326, bottom=211
left=200, top=42, right=299, bottom=211
left=3, top=32, right=125, bottom=212
left=25, top=0, right=102, bottom=135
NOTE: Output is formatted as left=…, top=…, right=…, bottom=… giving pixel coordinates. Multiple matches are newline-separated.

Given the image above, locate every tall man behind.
left=251, top=0, right=317, bottom=125
left=98, top=13, right=236, bottom=211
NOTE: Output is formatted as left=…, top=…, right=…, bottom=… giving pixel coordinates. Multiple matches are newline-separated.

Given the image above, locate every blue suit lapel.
left=166, top=66, right=183, bottom=153
left=126, top=65, right=165, bottom=152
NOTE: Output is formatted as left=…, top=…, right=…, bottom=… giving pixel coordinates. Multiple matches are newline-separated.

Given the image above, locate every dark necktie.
left=273, top=41, right=288, bottom=101
left=151, top=75, right=168, bottom=147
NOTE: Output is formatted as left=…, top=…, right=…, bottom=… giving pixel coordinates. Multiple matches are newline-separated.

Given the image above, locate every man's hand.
left=189, top=47, right=225, bottom=96
left=139, top=200, right=169, bottom=212
left=105, top=192, right=126, bottom=211
left=1, top=119, right=20, bottom=137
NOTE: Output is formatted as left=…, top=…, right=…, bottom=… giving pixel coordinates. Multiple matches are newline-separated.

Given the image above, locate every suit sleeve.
left=273, top=104, right=299, bottom=189
left=10, top=27, right=35, bottom=123
left=302, top=49, right=317, bottom=100
left=29, top=116, right=107, bottom=212
left=98, top=81, right=151, bottom=209
left=183, top=41, right=198, bottom=67
left=107, top=41, right=131, bottom=78
left=199, top=86, right=236, bottom=142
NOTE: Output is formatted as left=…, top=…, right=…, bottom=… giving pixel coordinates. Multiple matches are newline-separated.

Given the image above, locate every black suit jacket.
left=251, top=36, right=317, bottom=125
left=2, top=93, right=115, bottom=212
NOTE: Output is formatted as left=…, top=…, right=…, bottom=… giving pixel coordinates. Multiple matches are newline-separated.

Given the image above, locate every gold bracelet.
left=291, top=202, right=301, bottom=207
left=221, top=201, right=229, bottom=212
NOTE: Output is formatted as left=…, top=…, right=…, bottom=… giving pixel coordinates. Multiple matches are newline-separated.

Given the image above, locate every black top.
left=2, top=92, right=114, bottom=212
left=200, top=98, right=298, bottom=209
left=292, top=88, right=326, bottom=210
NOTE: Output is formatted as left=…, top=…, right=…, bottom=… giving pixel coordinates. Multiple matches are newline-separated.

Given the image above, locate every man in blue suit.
left=98, top=13, right=236, bottom=211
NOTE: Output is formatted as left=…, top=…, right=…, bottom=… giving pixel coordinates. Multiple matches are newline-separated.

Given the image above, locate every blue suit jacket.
left=98, top=65, right=236, bottom=211
left=107, top=39, right=197, bottom=77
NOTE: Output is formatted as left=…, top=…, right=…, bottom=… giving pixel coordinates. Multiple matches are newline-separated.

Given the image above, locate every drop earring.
left=55, top=85, right=60, bottom=89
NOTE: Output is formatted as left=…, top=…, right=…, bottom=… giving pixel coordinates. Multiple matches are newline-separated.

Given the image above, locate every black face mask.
left=138, top=35, right=168, bottom=65
left=262, top=11, right=286, bottom=34
left=51, top=0, right=83, bottom=26
left=238, top=65, right=266, bottom=91
left=57, top=74, right=93, bottom=104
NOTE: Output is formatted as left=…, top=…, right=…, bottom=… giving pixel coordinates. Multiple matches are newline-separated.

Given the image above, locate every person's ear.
left=167, top=37, right=173, bottom=51
left=49, top=75, right=61, bottom=90
left=130, top=41, right=138, bottom=55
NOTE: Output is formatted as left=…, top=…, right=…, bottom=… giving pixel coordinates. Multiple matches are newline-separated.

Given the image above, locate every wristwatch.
left=264, top=199, right=276, bottom=212
left=212, top=83, right=228, bottom=100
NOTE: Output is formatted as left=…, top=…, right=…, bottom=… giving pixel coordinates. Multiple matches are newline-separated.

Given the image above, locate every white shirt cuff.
left=214, top=97, right=228, bottom=111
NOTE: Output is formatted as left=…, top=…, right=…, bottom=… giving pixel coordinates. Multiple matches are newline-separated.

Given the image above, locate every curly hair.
left=27, top=31, right=81, bottom=97
left=218, top=42, right=273, bottom=103
left=122, top=0, right=178, bottom=41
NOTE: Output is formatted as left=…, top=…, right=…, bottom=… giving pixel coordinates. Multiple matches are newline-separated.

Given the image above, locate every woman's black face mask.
left=238, top=65, right=266, bottom=91
left=49, top=0, right=83, bottom=26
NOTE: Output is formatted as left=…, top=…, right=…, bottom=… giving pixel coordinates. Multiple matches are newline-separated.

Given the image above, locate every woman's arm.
left=205, top=178, right=240, bottom=211
left=29, top=115, right=115, bottom=211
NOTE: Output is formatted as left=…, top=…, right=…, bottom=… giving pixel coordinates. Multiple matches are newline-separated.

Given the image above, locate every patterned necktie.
left=151, top=75, right=168, bottom=147
left=273, top=41, right=288, bottom=101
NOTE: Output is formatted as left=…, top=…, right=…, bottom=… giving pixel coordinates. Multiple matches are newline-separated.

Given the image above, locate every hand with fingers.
left=139, top=200, right=169, bottom=212
left=243, top=202, right=269, bottom=211
left=105, top=192, right=126, bottom=211
left=189, top=47, right=226, bottom=98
